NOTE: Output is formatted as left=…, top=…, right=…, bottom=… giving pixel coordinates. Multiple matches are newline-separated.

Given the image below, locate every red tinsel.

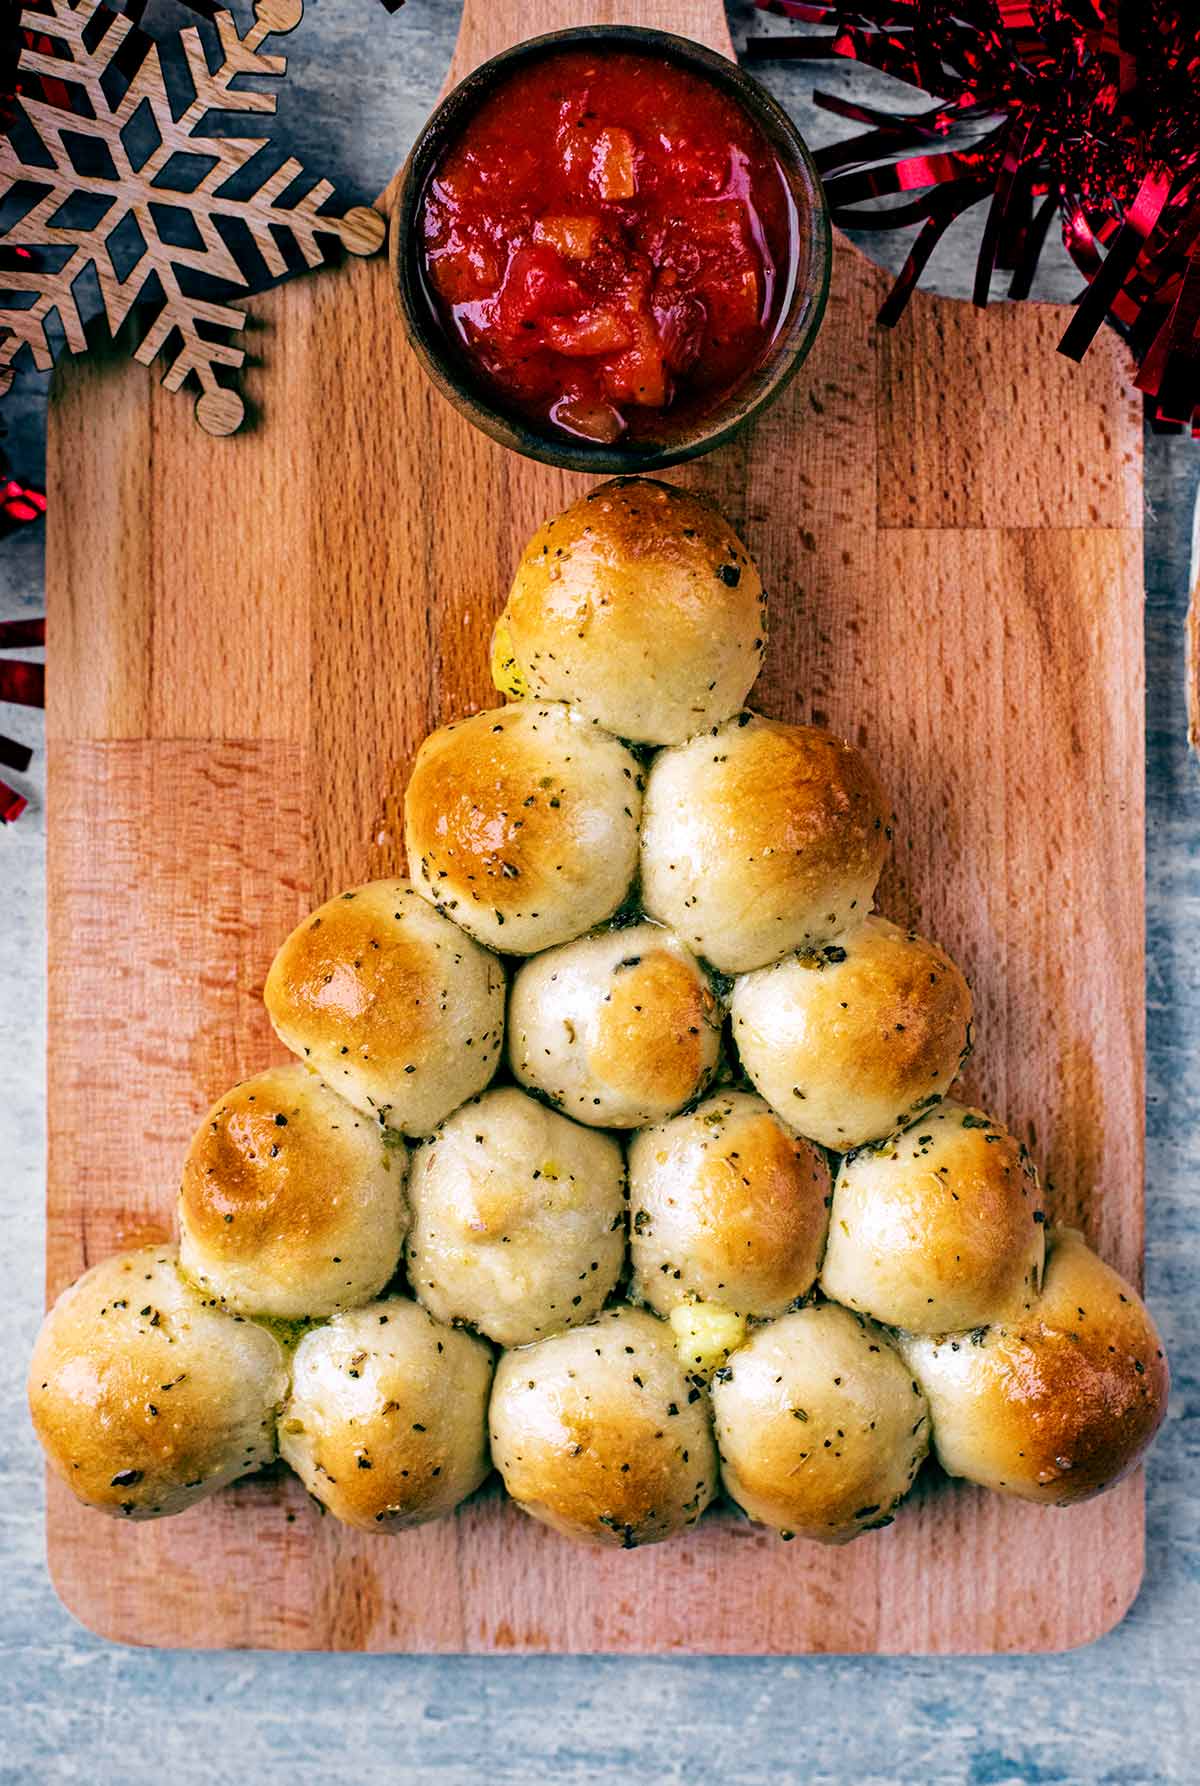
left=749, top=1, right=1200, bottom=431
left=0, top=450, right=45, bottom=823
left=0, top=616, right=44, bottom=825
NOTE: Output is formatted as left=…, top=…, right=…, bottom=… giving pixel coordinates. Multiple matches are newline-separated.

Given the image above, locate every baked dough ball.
left=711, top=1304, right=929, bottom=1543
left=490, top=1305, right=718, bottom=1548
left=179, top=1063, right=408, bottom=1319
left=899, top=1227, right=1169, bottom=1506
left=264, top=879, right=505, bottom=1136
left=640, top=713, right=890, bottom=973
left=28, top=1245, right=287, bottom=1520
left=279, top=1298, right=493, bottom=1530
left=629, top=1091, right=831, bottom=1320
left=493, top=478, right=766, bottom=745
left=405, top=702, right=643, bottom=955
left=731, top=915, right=973, bottom=1150
left=507, top=922, right=722, bottom=1128
left=405, top=1087, right=626, bottom=1347
left=820, top=1099, right=1045, bottom=1334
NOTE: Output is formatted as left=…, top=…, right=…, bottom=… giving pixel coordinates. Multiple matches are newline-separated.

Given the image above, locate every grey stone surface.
left=1, top=4, right=1197, bottom=1781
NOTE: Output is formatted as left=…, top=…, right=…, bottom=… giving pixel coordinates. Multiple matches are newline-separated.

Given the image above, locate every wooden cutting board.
left=42, top=0, right=1147, bottom=1654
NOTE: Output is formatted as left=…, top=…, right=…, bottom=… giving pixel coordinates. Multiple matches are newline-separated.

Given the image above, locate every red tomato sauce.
left=418, top=47, right=798, bottom=445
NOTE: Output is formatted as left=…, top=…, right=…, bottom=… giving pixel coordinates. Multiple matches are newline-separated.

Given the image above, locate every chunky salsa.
left=418, top=46, right=798, bottom=445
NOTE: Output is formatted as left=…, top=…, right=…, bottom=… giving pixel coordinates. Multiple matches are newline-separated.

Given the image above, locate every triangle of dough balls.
left=30, top=479, right=1168, bottom=1548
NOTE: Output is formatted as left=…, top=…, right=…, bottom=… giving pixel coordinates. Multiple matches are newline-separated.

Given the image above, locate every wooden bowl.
left=391, top=26, right=832, bottom=473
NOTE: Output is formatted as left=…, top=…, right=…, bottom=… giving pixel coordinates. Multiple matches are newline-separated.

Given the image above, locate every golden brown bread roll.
left=405, top=702, right=644, bottom=955
left=820, top=1099, right=1045, bottom=1333
left=178, top=1063, right=408, bottom=1319
left=490, top=1305, right=717, bottom=1548
left=899, top=1227, right=1169, bottom=1505
left=28, top=1245, right=287, bottom=1519
left=507, top=921, right=722, bottom=1128
left=493, top=477, right=766, bottom=745
left=264, top=879, right=506, bottom=1136
left=639, top=713, right=890, bottom=973
left=711, top=1303, right=929, bottom=1543
left=731, top=915, right=973, bottom=1150
left=628, top=1090, right=831, bottom=1321
left=405, top=1087, right=626, bottom=1347
left=279, top=1297, right=493, bottom=1530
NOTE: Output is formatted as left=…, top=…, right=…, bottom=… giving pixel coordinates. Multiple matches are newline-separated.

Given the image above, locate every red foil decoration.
left=0, top=473, right=47, bottom=538
left=748, top=1, right=1200, bottom=432
left=0, top=733, right=33, bottom=772
left=0, top=658, right=43, bottom=706
left=0, top=617, right=46, bottom=647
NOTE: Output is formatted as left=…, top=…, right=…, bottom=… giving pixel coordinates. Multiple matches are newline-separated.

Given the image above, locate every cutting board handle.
left=445, top=0, right=735, bottom=86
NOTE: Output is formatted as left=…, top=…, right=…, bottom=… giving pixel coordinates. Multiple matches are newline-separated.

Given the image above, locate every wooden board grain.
left=42, top=0, right=1147, bottom=1654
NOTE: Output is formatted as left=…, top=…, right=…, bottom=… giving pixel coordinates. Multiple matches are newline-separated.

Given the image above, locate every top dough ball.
left=405, top=702, right=643, bottom=955
left=493, top=477, right=766, bottom=745
left=264, top=879, right=506, bottom=1136
left=640, top=713, right=891, bottom=974
left=28, top=1245, right=287, bottom=1520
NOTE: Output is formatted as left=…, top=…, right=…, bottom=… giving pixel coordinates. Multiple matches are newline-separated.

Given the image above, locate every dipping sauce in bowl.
left=419, top=47, right=796, bottom=447
left=396, top=29, right=829, bottom=470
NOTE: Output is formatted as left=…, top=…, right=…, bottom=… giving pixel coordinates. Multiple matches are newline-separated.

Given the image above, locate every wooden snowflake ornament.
left=1, top=0, right=386, bottom=434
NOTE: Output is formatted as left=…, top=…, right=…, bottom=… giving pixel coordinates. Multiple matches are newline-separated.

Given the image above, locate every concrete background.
left=1, top=3, right=1196, bottom=1780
